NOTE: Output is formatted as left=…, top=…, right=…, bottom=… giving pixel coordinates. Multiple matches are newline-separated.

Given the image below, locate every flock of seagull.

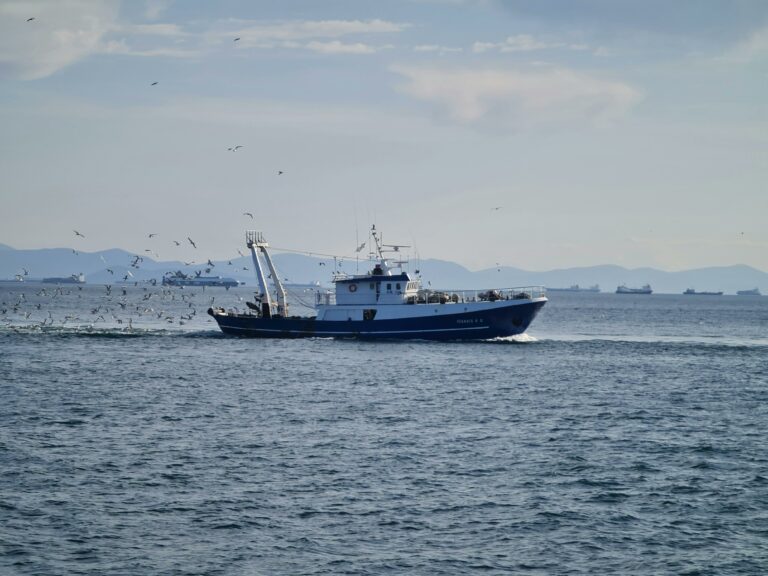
left=0, top=282, right=219, bottom=333
left=2, top=213, right=323, bottom=332
left=2, top=224, right=251, bottom=331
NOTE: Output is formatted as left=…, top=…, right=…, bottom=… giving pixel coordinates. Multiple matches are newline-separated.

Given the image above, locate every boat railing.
left=416, top=286, right=547, bottom=304
left=315, top=286, right=546, bottom=307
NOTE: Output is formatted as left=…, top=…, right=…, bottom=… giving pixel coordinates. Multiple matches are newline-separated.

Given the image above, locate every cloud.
left=224, top=18, right=409, bottom=48
left=101, top=39, right=199, bottom=58
left=305, top=41, right=378, bottom=55
left=391, top=65, right=642, bottom=128
left=721, top=25, right=768, bottom=63
left=0, top=0, right=120, bottom=80
left=473, top=34, right=591, bottom=54
left=116, top=23, right=188, bottom=37
left=414, top=44, right=463, bottom=54
left=144, top=0, right=172, bottom=21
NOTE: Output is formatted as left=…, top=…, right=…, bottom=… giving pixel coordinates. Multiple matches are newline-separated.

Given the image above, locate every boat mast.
left=246, top=231, right=273, bottom=316
left=246, top=231, right=288, bottom=317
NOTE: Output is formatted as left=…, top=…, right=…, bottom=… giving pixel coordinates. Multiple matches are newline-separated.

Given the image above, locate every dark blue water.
left=2, top=285, right=767, bottom=575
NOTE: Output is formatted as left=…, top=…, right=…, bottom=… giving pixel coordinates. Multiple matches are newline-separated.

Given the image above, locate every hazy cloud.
left=392, top=65, right=642, bottom=127
left=414, top=44, right=463, bottom=54
left=0, top=0, right=120, bottom=80
left=223, top=18, right=408, bottom=48
left=305, top=41, right=378, bottom=54
left=722, top=25, right=768, bottom=62
left=473, top=34, right=590, bottom=54
left=101, top=39, right=199, bottom=58
left=144, top=0, right=173, bottom=21
left=116, top=23, right=189, bottom=37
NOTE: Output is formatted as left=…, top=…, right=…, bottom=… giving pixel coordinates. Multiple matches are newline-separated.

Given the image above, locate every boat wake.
left=0, top=324, right=223, bottom=339
left=534, top=332, right=768, bottom=349
left=487, top=333, right=539, bottom=344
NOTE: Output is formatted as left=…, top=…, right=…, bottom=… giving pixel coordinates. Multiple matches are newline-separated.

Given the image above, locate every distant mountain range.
left=0, top=243, right=766, bottom=295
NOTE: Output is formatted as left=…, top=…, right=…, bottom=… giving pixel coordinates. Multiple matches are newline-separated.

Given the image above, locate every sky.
left=1, top=0, right=766, bottom=272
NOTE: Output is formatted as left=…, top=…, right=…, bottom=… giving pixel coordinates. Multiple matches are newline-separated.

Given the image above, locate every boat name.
left=456, top=318, right=484, bottom=324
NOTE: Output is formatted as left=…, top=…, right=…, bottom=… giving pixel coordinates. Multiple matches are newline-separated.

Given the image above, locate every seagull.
left=187, top=237, right=197, bottom=249
left=151, top=81, right=158, bottom=86
left=149, top=233, right=158, bottom=238
left=234, top=37, right=240, bottom=42
left=355, top=242, right=366, bottom=253
left=173, top=240, right=181, bottom=246
left=492, top=206, right=502, bottom=211
left=243, top=212, right=253, bottom=219
left=237, top=249, right=244, bottom=257
left=74, top=230, right=85, bottom=238
left=206, top=259, right=215, bottom=267
left=277, top=170, right=284, bottom=175
left=27, top=17, right=35, bottom=22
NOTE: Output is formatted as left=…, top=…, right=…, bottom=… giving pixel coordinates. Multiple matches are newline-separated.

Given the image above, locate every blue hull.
left=208, top=300, right=546, bottom=340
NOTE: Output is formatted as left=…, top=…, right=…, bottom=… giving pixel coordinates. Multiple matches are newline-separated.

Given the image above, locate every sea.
left=1, top=283, right=767, bottom=575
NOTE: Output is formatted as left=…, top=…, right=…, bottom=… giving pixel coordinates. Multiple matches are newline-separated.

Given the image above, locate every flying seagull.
left=74, top=230, right=85, bottom=238
left=27, top=17, right=35, bottom=22
left=149, top=233, right=158, bottom=238
left=234, top=37, right=240, bottom=42
left=243, top=212, right=253, bottom=219
left=187, top=237, right=197, bottom=249
left=277, top=170, right=284, bottom=175
left=173, top=240, right=181, bottom=246
left=151, top=81, right=158, bottom=86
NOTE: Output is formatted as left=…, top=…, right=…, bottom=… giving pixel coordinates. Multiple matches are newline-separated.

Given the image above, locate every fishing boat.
left=208, top=228, right=547, bottom=340
left=616, top=284, right=652, bottom=294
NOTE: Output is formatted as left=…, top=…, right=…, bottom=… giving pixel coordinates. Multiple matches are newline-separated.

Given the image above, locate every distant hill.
left=0, top=243, right=766, bottom=295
